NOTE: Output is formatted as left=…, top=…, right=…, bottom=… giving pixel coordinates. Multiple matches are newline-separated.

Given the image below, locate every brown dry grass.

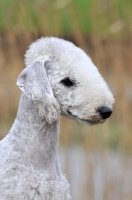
left=0, top=33, right=132, bottom=200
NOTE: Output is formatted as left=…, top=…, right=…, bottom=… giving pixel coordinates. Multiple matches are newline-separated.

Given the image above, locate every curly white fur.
left=0, top=37, right=114, bottom=199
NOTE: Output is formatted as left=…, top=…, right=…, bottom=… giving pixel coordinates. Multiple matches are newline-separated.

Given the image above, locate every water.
left=58, top=146, right=132, bottom=200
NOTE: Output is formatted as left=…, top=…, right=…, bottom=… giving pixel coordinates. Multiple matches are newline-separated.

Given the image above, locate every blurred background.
left=0, top=0, right=132, bottom=199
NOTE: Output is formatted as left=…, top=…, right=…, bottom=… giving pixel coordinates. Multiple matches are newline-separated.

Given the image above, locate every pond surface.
left=58, top=146, right=132, bottom=200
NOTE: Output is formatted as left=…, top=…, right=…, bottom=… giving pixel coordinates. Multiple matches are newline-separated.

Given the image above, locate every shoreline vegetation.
left=0, top=1, right=132, bottom=199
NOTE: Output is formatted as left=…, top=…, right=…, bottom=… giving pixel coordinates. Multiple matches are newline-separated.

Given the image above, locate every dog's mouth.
left=66, top=110, right=105, bottom=125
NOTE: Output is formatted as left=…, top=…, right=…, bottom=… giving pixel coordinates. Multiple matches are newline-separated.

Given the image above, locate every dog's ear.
left=17, top=60, right=60, bottom=123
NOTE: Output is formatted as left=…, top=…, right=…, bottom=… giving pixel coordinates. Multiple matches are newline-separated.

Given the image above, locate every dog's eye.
left=60, top=77, right=76, bottom=87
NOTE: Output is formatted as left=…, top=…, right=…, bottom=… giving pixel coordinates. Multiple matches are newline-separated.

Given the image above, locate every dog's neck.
left=10, top=94, right=61, bottom=180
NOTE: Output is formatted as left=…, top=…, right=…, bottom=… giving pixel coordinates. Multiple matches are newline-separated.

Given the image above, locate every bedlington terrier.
left=0, top=37, right=114, bottom=199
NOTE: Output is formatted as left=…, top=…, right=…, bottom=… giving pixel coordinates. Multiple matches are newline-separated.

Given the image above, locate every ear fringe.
left=38, top=97, right=60, bottom=124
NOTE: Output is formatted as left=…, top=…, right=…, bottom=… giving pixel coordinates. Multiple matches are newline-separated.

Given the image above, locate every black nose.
left=98, top=106, right=112, bottom=119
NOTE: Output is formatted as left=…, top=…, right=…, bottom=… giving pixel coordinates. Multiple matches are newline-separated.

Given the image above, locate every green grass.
left=0, top=0, right=132, bottom=36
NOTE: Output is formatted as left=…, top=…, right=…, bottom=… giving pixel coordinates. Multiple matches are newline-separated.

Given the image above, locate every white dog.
left=0, top=37, right=114, bottom=200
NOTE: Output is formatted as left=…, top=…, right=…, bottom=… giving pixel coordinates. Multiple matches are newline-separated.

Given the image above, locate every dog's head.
left=17, top=38, right=114, bottom=125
